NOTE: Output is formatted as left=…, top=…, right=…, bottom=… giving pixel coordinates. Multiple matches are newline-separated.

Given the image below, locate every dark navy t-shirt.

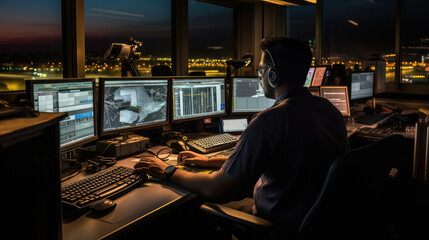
left=222, top=87, right=350, bottom=232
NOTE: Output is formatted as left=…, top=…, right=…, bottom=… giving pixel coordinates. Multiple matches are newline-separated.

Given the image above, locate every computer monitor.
left=172, top=77, right=226, bottom=121
left=320, top=86, right=351, bottom=116
left=304, top=67, right=316, bottom=87
left=350, top=71, right=374, bottom=101
left=26, top=79, right=97, bottom=150
left=311, top=66, right=327, bottom=87
left=99, top=78, right=169, bottom=136
left=221, top=117, right=248, bottom=134
left=231, top=77, right=275, bottom=113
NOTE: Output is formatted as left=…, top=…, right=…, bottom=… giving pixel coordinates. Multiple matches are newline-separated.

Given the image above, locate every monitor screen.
left=222, top=118, right=248, bottom=133
left=232, top=77, right=275, bottom=113
left=172, top=78, right=225, bottom=121
left=311, top=67, right=327, bottom=86
left=101, top=79, right=169, bottom=133
left=30, top=80, right=96, bottom=148
left=304, top=67, right=315, bottom=87
left=320, top=86, right=350, bottom=116
left=350, top=71, right=374, bottom=100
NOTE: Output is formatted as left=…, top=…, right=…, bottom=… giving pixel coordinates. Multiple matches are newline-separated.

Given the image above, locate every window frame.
left=392, top=0, right=429, bottom=94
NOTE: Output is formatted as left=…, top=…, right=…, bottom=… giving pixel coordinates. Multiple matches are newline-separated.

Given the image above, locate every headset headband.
left=264, top=49, right=276, bottom=67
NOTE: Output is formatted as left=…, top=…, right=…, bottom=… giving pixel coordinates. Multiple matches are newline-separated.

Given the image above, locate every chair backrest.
left=299, top=134, right=406, bottom=239
left=151, top=65, right=172, bottom=76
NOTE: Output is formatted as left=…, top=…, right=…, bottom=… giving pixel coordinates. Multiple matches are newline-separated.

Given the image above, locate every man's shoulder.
left=251, top=104, right=288, bottom=128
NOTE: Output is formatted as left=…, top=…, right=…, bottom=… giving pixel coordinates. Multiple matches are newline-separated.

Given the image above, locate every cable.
left=86, top=155, right=117, bottom=173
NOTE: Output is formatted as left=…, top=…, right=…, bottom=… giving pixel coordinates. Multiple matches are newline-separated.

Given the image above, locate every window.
left=0, top=0, right=62, bottom=92
left=285, top=5, right=316, bottom=60
left=85, top=0, right=171, bottom=78
left=323, top=0, right=396, bottom=83
left=401, top=0, right=429, bottom=84
left=188, top=1, right=234, bottom=77
left=285, top=5, right=316, bottom=65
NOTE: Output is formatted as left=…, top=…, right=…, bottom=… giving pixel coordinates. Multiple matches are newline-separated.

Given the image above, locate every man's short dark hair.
left=261, top=37, right=312, bottom=87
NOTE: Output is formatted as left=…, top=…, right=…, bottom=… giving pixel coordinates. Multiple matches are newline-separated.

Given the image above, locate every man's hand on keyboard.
left=178, top=151, right=227, bottom=168
left=134, top=157, right=169, bottom=180
left=177, top=151, right=208, bottom=164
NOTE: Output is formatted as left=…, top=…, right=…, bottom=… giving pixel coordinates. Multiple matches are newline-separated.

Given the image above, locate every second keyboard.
left=187, top=133, right=239, bottom=154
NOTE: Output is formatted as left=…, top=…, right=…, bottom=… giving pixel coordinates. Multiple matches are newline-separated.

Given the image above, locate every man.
left=135, top=36, right=349, bottom=236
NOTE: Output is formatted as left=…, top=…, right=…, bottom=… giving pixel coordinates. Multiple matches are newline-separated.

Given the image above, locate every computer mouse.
left=169, top=140, right=190, bottom=154
left=89, top=198, right=117, bottom=213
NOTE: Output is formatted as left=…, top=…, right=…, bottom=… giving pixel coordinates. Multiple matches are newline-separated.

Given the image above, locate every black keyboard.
left=357, top=113, right=395, bottom=125
left=355, top=127, right=394, bottom=139
left=61, top=166, right=147, bottom=210
left=187, top=133, right=239, bottom=154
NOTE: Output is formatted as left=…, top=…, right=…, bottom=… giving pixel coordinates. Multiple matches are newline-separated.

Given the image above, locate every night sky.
left=288, top=0, right=428, bottom=59
left=0, top=0, right=61, bottom=53
left=323, top=0, right=397, bottom=59
left=0, top=0, right=233, bottom=59
left=0, top=0, right=426, bottom=59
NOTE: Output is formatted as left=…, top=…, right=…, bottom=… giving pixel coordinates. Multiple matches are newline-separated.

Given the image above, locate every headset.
left=263, top=49, right=280, bottom=88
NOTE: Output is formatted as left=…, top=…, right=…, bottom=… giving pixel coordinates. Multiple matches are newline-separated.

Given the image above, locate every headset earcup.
left=267, top=67, right=280, bottom=88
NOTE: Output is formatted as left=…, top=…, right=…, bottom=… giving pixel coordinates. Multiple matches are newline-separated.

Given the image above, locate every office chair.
left=200, top=134, right=407, bottom=239
left=151, top=65, right=172, bottom=76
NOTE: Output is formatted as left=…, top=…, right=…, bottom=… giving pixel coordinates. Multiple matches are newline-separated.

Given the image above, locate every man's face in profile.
left=258, top=51, right=275, bottom=99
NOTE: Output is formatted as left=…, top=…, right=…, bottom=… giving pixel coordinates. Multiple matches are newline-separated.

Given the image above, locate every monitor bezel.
left=308, top=86, right=320, bottom=96
left=319, top=86, right=351, bottom=117
left=304, top=67, right=316, bottom=87
left=171, top=76, right=227, bottom=123
left=311, top=66, right=329, bottom=87
left=230, top=76, right=276, bottom=115
left=349, top=71, right=375, bottom=102
left=98, top=77, right=171, bottom=137
left=25, top=78, right=98, bottom=151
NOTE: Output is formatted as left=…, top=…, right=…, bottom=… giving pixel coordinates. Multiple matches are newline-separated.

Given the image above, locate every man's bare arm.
left=135, top=157, right=240, bottom=201
left=171, top=168, right=239, bottom=201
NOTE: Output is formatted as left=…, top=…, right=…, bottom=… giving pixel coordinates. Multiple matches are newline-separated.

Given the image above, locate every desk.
left=62, top=156, right=196, bottom=240
left=345, top=118, right=415, bottom=139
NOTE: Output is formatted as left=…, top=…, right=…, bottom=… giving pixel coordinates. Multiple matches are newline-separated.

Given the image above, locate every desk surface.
left=62, top=156, right=194, bottom=240
left=62, top=118, right=416, bottom=239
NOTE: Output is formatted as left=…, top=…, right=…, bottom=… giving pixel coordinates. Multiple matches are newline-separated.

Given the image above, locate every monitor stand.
left=98, top=133, right=150, bottom=158
left=190, top=119, right=205, bottom=133
left=115, top=132, right=142, bottom=141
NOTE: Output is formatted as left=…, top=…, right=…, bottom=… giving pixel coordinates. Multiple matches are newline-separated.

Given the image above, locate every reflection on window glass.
left=0, top=0, right=62, bottom=92
left=323, top=0, right=396, bottom=83
left=401, top=0, right=429, bottom=84
left=188, top=1, right=233, bottom=77
left=85, top=0, right=171, bottom=78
